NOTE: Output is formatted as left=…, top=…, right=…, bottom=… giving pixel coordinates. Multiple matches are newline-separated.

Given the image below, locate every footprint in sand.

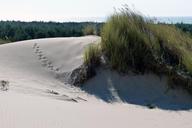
left=33, top=43, right=37, bottom=49
left=48, top=65, right=54, bottom=70
left=32, top=43, right=62, bottom=75
left=55, top=68, right=60, bottom=72
left=35, top=49, right=39, bottom=53
left=41, top=63, right=48, bottom=67
left=41, top=59, right=48, bottom=63
left=41, top=56, right=47, bottom=60
left=38, top=51, right=43, bottom=54
left=38, top=54, right=43, bottom=58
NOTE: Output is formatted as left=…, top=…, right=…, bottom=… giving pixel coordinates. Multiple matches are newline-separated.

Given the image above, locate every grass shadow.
left=81, top=68, right=192, bottom=111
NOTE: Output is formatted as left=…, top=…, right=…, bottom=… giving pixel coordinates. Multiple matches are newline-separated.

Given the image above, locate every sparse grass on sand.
left=84, top=6, right=192, bottom=93
left=83, top=25, right=97, bottom=35
left=84, top=43, right=101, bottom=66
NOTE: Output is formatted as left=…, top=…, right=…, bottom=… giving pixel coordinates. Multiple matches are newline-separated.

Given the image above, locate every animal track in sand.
left=32, top=43, right=61, bottom=73
left=32, top=43, right=85, bottom=99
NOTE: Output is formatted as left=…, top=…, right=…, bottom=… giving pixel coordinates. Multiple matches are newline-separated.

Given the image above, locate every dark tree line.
left=0, top=21, right=191, bottom=42
left=175, top=23, right=192, bottom=35
left=0, top=21, right=103, bottom=42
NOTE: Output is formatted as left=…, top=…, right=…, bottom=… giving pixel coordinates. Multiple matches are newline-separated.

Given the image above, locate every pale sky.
left=0, top=0, right=191, bottom=22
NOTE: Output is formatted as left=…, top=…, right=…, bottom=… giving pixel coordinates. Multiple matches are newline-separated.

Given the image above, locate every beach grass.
left=100, top=7, right=192, bottom=74
left=83, top=43, right=101, bottom=66
left=83, top=6, right=192, bottom=93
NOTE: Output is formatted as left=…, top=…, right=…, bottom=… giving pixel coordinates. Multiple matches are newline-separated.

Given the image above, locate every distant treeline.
left=0, top=21, right=192, bottom=42
left=175, top=23, right=192, bottom=35
left=0, top=21, right=103, bottom=42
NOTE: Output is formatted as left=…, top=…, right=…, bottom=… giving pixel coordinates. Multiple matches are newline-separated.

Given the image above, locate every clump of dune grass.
left=101, top=6, right=192, bottom=74
left=148, top=24, right=192, bottom=73
left=101, top=7, right=159, bottom=73
left=83, top=6, right=192, bottom=93
left=83, top=25, right=96, bottom=35
left=97, top=6, right=192, bottom=93
left=83, top=43, right=101, bottom=66
left=69, top=43, right=101, bottom=86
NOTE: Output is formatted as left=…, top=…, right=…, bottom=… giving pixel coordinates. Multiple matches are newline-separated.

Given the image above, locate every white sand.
left=0, top=36, right=192, bottom=128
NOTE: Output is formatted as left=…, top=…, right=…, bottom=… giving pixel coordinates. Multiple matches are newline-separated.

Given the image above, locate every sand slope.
left=1, top=91, right=192, bottom=128
left=0, top=36, right=192, bottom=128
left=0, top=36, right=99, bottom=99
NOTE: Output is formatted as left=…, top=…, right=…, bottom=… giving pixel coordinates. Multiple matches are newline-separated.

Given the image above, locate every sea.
left=154, top=17, right=192, bottom=24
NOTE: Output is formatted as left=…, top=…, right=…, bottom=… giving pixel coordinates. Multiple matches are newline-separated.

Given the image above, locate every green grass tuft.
left=83, top=25, right=96, bottom=35
left=101, top=7, right=158, bottom=72
left=101, top=6, right=192, bottom=74
left=83, top=6, right=192, bottom=93
left=148, top=24, right=192, bottom=73
left=83, top=43, right=101, bottom=66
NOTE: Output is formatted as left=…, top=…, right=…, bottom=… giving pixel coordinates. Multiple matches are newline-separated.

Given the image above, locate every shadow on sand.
left=81, top=68, right=192, bottom=111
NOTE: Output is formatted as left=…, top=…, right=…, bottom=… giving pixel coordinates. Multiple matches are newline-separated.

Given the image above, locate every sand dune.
left=0, top=36, right=192, bottom=128
left=0, top=36, right=99, bottom=99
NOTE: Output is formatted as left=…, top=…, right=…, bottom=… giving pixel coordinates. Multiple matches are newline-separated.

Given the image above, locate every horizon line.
left=0, top=16, right=192, bottom=23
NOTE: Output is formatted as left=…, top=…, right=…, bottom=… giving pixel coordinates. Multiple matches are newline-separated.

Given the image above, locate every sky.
left=0, top=0, right=191, bottom=22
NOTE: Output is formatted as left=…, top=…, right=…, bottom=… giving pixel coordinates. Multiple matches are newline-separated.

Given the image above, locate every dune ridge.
left=0, top=36, right=192, bottom=128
